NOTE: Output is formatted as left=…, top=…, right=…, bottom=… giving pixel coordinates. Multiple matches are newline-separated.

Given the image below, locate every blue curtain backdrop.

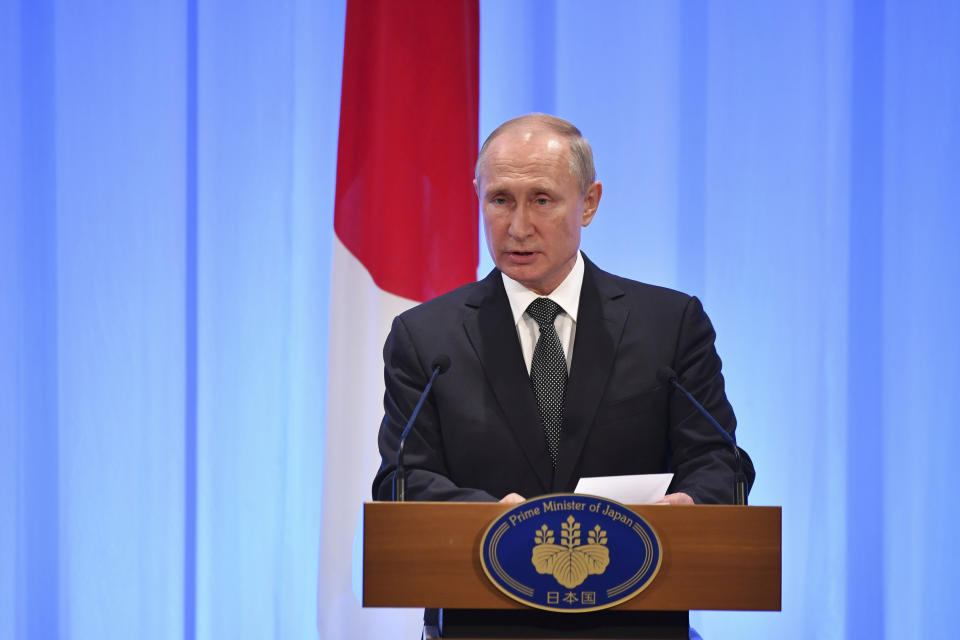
left=2, top=1, right=959, bottom=638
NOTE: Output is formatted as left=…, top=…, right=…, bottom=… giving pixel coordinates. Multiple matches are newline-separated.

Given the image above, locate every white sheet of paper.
left=574, top=473, right=674, bottom=504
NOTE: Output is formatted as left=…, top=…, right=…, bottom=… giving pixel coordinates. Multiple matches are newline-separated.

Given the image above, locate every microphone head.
left=656, top=366, right=678, bottom=386
left=431, top=354, right=451, bottom=374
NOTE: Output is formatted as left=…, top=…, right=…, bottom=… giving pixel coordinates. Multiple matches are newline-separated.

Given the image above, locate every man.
left=372, top=114, right=752, bottom=506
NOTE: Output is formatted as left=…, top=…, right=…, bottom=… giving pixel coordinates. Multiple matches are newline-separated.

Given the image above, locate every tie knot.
left=526, top=297, right=563, bottom=328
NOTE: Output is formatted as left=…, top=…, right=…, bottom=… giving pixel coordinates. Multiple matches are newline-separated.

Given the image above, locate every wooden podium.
left=363, top=502, right=780, bottom=639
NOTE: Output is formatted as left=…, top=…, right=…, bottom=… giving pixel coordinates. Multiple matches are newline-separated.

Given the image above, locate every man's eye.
left=492, top=197, right=507, bottom=205
left=535, top=198, right=549, bottom=205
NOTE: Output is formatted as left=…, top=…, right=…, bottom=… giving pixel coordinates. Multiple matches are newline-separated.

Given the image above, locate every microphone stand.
left=659, top=367, right=748, bottom=505
left=394, top=357, right=448, bottom=502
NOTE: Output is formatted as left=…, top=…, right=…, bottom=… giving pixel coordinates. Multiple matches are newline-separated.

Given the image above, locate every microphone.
left=656, top=366, right=748, bottom=505
left=394, top=355, right=451, bottom=502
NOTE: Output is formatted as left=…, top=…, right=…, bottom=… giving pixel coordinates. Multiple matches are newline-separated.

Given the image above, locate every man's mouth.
left=506, top=251, right=538, bottom=264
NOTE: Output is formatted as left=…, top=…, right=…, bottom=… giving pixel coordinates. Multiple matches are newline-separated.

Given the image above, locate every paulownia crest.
left=531, top=516, right=610, bottom=588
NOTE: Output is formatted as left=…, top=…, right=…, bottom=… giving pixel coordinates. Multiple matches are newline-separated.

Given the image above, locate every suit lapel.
left=462, top=270, right=553, bottom=493
left=554, top=258, right=628, bottom=491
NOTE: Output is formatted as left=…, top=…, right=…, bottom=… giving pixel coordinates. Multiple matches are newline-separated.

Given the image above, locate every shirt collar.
left=501, top=251, right=584, bottom=326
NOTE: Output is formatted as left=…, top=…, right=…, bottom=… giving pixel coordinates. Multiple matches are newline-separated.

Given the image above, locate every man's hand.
left=656, top=492, right=693, bottom=505
left=499, top=493, right=525, bottom=505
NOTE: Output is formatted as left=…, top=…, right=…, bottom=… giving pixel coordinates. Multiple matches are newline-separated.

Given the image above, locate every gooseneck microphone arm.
left=394, top=355, right=451, bottom=502
left=656, top=366, right=748, bottom=505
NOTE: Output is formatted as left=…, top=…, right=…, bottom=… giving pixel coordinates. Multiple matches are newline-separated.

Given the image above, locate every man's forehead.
left=476, top=125, right=575, bottom=190
left=491, top=125, right=564, bottom=151
left=483, top=132, right=570, bottom=173
left=479, top=155, right=570, bottom=191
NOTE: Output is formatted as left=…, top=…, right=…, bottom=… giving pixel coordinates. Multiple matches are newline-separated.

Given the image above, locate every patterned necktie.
left=526, top=297, right=567, bottom=466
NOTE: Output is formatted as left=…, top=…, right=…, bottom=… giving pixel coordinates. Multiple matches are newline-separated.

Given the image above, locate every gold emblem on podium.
left=531, top=515, right=610, bottom=589
left=480, top=494, right=662, bottom=612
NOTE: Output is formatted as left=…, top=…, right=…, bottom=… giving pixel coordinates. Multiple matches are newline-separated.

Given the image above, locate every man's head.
left=474, top=114, right=602, bottom=295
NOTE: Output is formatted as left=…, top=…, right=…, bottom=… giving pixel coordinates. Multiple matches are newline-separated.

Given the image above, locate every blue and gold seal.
left=479, top=494, right=661, bottom=612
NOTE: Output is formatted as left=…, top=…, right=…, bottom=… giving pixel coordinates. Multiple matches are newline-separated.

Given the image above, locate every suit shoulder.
left=593, top=266, right=695, bottom=310
left=396, top=277, right=487, bottom=325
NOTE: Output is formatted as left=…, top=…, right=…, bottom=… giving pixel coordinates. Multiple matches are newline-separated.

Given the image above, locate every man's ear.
left=581, top=181, right=602, bottom=227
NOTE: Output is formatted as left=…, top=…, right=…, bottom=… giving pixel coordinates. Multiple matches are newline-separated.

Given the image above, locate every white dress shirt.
left=501, top=251, right=584, bottom=374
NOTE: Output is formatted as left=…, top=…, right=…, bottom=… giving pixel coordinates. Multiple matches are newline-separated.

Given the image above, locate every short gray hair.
left=474, top=113, right=597, bottom=194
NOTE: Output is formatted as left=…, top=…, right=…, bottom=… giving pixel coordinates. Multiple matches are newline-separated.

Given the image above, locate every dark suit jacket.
left=372, top=256, right=753, bottom=504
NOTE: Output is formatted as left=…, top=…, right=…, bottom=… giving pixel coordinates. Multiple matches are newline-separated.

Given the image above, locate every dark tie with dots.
left=526, top=297, right=567, bottom=466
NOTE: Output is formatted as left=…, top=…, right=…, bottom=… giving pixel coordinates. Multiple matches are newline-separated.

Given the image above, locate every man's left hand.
left=656, top=492, right=693, bottom=505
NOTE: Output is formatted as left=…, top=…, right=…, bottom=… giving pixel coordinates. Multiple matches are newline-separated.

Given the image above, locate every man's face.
left=475, top=129, right=601, bottom=295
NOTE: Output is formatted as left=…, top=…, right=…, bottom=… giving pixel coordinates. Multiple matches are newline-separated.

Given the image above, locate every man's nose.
left=508, top=205, right=534, bottom=239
